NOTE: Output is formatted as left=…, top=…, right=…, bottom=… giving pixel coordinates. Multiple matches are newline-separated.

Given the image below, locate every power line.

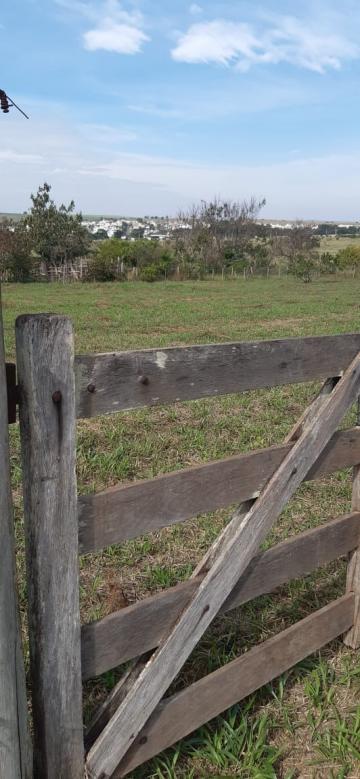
left=0, top=89, right=29, bottom=119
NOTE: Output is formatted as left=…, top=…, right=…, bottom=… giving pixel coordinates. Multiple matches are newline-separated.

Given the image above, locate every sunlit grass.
left=4, top=277, right=360, bottom=777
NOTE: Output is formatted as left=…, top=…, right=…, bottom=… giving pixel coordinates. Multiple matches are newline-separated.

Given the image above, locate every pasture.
left=3, top=277, right=360, bottom=778
left=320, top=235, right=360, bottom=256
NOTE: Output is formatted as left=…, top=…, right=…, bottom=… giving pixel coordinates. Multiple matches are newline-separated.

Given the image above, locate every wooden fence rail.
left=75, top=333, right=360, bottom=417
left=81, top=510, right=360, bottom=679
left=78, top=427, right=360, bottom=552
left=2, top=315, right=359, bottom=778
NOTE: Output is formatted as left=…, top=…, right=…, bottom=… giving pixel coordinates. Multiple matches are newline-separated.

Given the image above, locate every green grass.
left=320, top=235, right=360, bottom=256
left=3, top=277, right=360, bottom=778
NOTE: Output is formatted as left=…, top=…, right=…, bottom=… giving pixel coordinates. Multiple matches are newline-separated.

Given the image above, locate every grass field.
left=3, top=277, right=360, bottom=779
left=320, top=236, right=360, bottom=256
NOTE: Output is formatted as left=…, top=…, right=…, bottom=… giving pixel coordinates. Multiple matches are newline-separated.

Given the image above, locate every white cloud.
left=173, top=21, right=258, bottom=66
left=0, top=150, right=43, bottom=163
left=189, top=3, right=203, bottom=15
left=172, top=14, right=359, bottom=73
left=55, top=0, right=149, bottom=55
left=2, top=100, right=360, bottom=220
left=83, top=22, right=148, bottom=54
left=78, top=123, right=137, bottom=143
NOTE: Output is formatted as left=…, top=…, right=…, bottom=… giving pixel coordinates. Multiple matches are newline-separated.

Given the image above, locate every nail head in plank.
left=75, top=334, right=360, bottom=418
left=85, top=351, right=360, bottom=778
left=78, top=427, right=360, bottom=553
left=16, top=314, right=84, bottom=779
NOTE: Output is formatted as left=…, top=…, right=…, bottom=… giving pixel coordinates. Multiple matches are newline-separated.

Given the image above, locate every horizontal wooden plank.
left=86, top=357, right=360, bottom=779
left=81, top=511, right=360, bottom=679
left=75, top=334, right=360, bottom=419
left=78, top=428, right=360, bottom=553
left=114, top=594, right=355, bottom=776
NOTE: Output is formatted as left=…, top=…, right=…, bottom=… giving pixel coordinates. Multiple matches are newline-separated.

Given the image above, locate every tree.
left=91, top=229, right=109, bottom=241
left=336, top=245, right=360, bottom=276
left=175, top=197, right=266, bottom=277
left=0, top=220, right=34, bottom=281
left=26, top=183, right=90, bottom=270
left=319, top=252, right=339, bottom=275
left=282, top=224, right=320, bottom=282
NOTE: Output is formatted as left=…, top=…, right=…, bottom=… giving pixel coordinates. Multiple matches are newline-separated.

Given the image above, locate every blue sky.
left=2, top=0, right=360, bottom=217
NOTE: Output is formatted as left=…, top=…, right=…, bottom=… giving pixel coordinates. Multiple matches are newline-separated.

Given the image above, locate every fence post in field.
left=344, top=395, right=360, bottom=648
left=0, top=290, right=32, bottom=778
left=16, top=314, right=84, bottom=779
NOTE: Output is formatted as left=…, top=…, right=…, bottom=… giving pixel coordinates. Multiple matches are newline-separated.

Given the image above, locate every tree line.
left=1, top=183, right=360, bottom=283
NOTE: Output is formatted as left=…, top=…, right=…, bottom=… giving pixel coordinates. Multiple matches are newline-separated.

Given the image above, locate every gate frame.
left=10, top=313, right=360, bottom=778
left=0, top=291, right=31, bottom=779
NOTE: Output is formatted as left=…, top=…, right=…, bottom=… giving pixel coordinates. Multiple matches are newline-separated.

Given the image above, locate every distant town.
left=83, top=216, right=191, bottom=241
left=83, top=215, right=360, bottom=241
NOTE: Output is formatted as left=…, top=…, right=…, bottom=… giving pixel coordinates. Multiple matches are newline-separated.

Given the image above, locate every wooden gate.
left=0, top=295, right=31, bottom=779
left=3, top=313, right=360, bottom=778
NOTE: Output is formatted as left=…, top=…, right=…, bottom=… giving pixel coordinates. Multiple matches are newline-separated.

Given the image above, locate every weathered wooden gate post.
left=344, top=395, right=360, bottom=648
left=0, top=290, right=32, bottom=778
left=16, top=314, right=84, bottom=779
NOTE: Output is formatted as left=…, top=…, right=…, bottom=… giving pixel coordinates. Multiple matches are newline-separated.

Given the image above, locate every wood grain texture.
left=0, top=296, right=32, bottom=778
left=83, top=373, right=345, bottom=749
left=344, top=399, right=360, bottom=647
left=16, top=315, right=84, bottom=779
left=85, top=350, right=360, bottom=779
left=78, top=427, right=360, bottom=552
left=82, top=511, right=360, bottom=679
left=75, top=334, right=360, bottom=418
left=285, top=376, right=340, bottom=443
left=83, top=370, right=345, bottom=749
left=117, top=595, right=355, bottom=776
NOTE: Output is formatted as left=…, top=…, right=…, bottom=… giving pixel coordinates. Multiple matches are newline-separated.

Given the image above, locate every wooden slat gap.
left=81, top=510, right=360, bottom=679
left=78, top=427, right=360, bottom=553
left=115, top=594, right=355, bottom=776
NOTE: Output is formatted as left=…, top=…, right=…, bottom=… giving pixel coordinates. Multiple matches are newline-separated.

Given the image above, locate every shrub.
left=319, top=252, right=339, bottom=274
left=289, top=253, right=316, bottom=283
left=86, top=254, right=124, bottom=281
left=139, top=263, right=162, bottom=282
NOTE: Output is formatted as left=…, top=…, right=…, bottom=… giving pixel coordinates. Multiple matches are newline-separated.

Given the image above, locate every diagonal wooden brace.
left=86, top=355, right=360, bottom=779
left=85, top=376, right=341, bottom=748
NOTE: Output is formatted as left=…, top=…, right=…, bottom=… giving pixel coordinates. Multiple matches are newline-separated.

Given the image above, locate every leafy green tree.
left=26, top=182, right=90, bottom=270
left=283, top=225, right=320, bottom=282
left=91, top=229, right=109, bottom=241
left=0, top=220, right=34, bottom=281
left=319, top=252, right=339, bottom=275
left=87, top=238, right=176, bottom=281
left=289, top=254, right=316, bottom=283
left=336, top=245, right=360, bottom=276
left=87, top=238, right=125, bottom=280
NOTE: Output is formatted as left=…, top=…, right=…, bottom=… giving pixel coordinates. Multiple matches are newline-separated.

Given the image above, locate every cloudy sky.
left=2, top=0, right=360, bottom=218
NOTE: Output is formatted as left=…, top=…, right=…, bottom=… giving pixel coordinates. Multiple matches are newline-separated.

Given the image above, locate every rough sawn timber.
left=85, top=349, right=360, bottom=779
left=16, top=315, right=84, bottom=779
left=75, top=333, right=360, bottom=418
left=0, top=293, right=32, bottom=778
left=344, top=396, right=360, bottom=648
left=81, top=510, right=360, bottom=679
left=117, top=595, right=354, bottom=776
left=78, top=427, right=360, bottom=552
left=83, top=373, right=342, bottom=741
left=81, top=374, right=348, bottom=683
